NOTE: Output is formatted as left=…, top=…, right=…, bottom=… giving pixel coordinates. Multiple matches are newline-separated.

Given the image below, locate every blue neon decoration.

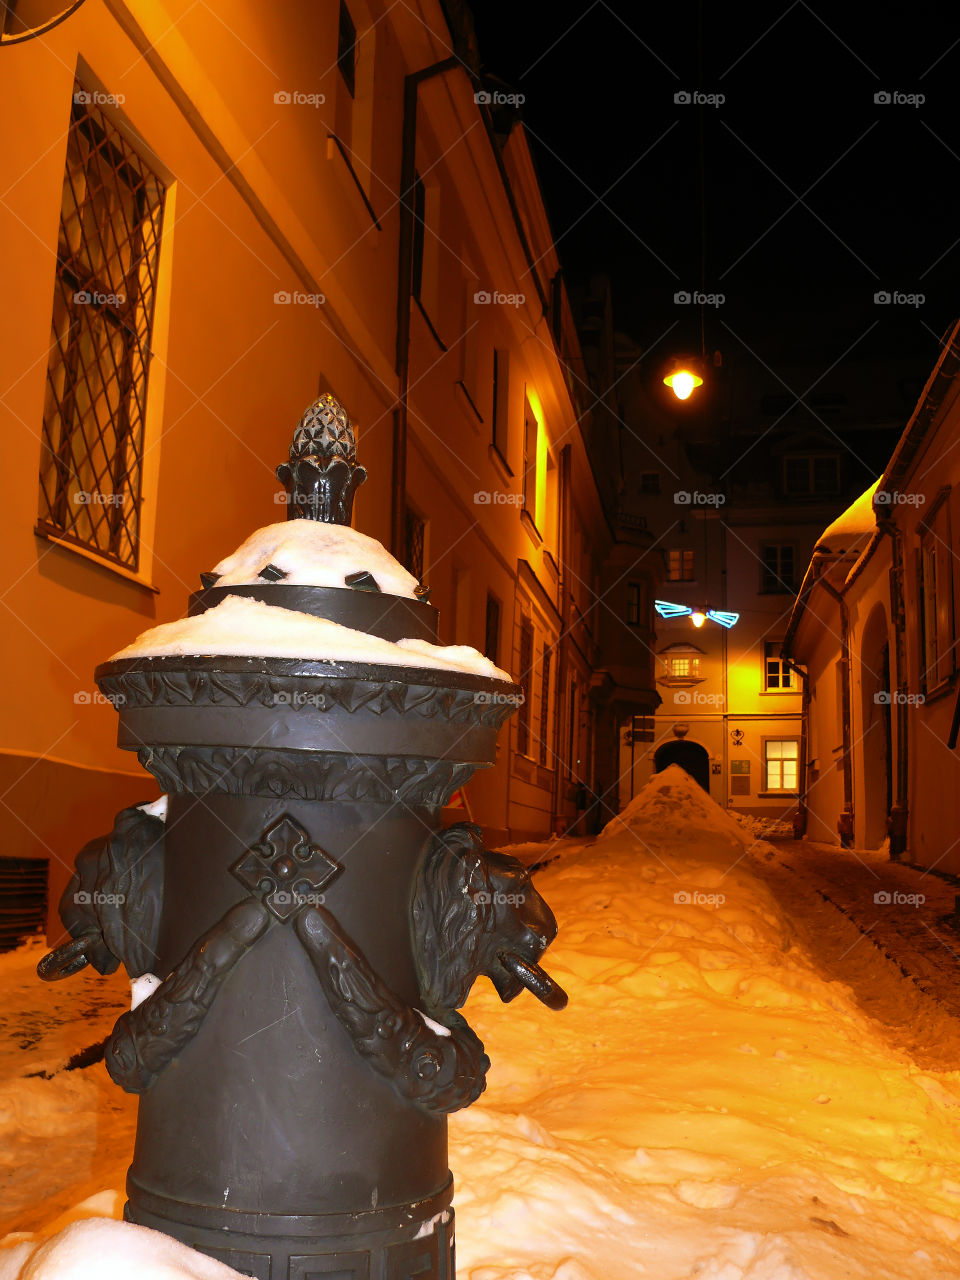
left=654, top=600, right=739, bottom=628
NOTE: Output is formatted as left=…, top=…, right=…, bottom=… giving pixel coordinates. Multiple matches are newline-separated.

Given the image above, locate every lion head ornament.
left=411, top=822, right=567, bottom=1016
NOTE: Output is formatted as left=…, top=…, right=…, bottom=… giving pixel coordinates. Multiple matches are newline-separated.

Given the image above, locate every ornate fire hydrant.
left=39, top=395, right=566, bottom=1280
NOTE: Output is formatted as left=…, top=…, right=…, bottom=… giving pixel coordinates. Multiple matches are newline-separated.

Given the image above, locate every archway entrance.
left=654, top=739, right=710, bottom=791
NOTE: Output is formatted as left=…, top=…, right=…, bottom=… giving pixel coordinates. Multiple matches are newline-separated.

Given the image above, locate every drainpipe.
left=878, top=517, right=909, bottom=859
left=819, top=577, right=854, bottom=846
left=393, top=57, right=459, bottom=558
left=785, top=659, right=809, bottom=837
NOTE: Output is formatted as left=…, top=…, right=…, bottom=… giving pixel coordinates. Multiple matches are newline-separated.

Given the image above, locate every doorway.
left=654, top=739, right=710, bottom=791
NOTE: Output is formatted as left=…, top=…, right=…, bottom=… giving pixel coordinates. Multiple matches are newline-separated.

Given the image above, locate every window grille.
left=37, top=81, right=165, bottom=571
left=403, top=504, right=425, bottom=581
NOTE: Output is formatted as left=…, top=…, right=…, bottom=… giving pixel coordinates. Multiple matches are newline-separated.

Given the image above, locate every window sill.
left=920, top=675, right=958, bottom=706
left=521, top=509, right=542, bottom=546
left=326, top=134, right=381, bottom=231
left=759, top=689, right=799, bottom=696
left=489, top=443, right=514, bottom=483
left=413, top=296, right=447, bottom=352
left=35, top=526, right=159, bottom=593
left=455, top=379, right=483, bottom=431
left=758, top=791, right=799, bottom=799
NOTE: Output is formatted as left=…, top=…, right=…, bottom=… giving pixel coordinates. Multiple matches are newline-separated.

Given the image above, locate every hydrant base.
left=125, top=1179, right=455, bottom=1279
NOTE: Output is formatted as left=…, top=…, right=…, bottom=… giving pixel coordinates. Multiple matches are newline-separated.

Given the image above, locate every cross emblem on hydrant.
left=230, top=815, right=341, bottom=922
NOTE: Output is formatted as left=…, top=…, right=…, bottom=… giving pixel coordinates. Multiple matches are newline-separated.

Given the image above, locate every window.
left=567, top=679, right=578, bottom=777
left=337, top=0, right=357, bottom=97
left=764, top=739, right=799, bottom=791
left=668, top=655, right=700, bottom=678
left=517, top=620, right=534, bottom=756
left=783, top=454, right=840, bottom=496
left=37, top=81, right=165, bottom=572
left=666, top=549, right=694, bottom=581
left=919, top=493, right=955, bottom=692
left=761, top=543, right=795, bottom=593
left=522, top=396, right=539, bottom=526
left=403, top=504, right=425, bottom=581
left=491, top=349, right=509, bottom=457
left=764, top=642, right=795, bottom=690
left=658, top=644, right=704, bottom=685
left=640, top=471, right=661, bottom=494
left=539, top=648, right=553, bottom=766
left=626, top=582, right=645, bottom=625
left=484, top=592, right=501, bottom=663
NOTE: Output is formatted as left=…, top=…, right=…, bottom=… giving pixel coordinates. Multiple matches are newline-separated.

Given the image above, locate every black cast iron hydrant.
left=39, top=394, right=566, bottom=1280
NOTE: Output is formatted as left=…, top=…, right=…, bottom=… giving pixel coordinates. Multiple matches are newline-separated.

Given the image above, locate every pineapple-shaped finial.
left=290, top=393, right=357, bottom=465
left=277, top=393, right=366, bottom=524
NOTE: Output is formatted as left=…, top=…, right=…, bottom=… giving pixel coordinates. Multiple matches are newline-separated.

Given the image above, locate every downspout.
left=878, top=516, right=909, bottom=859
left=552, top=445, right=572, bottom=833
left=819, top=577, right=855, bottom=846
left=785, top=659, right=809, bottom=837
left=392, top=56, right=459, bottom=558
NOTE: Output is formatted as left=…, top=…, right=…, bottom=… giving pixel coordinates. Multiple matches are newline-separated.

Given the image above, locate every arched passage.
left=859, top=602, right=892, bottom=850
left=654, top=739, right=710, bottom=791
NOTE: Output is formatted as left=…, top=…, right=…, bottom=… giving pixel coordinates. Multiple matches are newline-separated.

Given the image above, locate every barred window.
left=403, top=503, right=425, bottom=581
left=37, top=81, right=165, bottom=571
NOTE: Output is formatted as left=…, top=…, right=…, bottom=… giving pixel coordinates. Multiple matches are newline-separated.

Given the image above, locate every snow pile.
left=8, top=765, right=960, bottom=1276
left=209, top=520, right=420, bottom=598
left=109, top=596, right=511, bottom=681
left=728, top=809, right=796, bottom=841
left=0, top=1217, right=242, bottom=1280
left=598, top=763, right=776, bottom=858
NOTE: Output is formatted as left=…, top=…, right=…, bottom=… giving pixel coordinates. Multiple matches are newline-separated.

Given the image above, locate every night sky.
left=472, top=2, right=960, bottom=438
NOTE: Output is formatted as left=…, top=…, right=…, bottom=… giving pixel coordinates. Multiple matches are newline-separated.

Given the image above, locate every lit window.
left=764, top=739, right=799, bottom=791
left=667, top=655, right=700, bottom=678
left=666, top=549, right=694, bottom=581
left=522, top=396, right=539, bottom=527
left=761, top=543, right=795, bottom=593
left=37, top=80, right=165, bottom=572
left=764, top=643, right=795, bottom=690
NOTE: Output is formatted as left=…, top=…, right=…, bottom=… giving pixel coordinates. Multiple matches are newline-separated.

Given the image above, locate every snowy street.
left=7, top=767, right=960, bottom=1277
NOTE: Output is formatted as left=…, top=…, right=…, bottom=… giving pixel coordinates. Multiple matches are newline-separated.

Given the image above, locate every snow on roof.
left=109, top=595, right=512, bottom=682
left=814, top=479, right=880, bottom=555
left=209, top=520, right=419, bottom=598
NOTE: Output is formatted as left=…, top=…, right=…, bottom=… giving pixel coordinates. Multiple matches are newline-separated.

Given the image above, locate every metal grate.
left=37, top=79, right=165, bottom=571
left=0, top=857, right=48, bottom=954
left=404, top=504, right=425, bottom=582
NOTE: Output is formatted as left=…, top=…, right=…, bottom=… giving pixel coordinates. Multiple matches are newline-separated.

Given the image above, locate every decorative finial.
left=276, top=393, right=367, bottom=524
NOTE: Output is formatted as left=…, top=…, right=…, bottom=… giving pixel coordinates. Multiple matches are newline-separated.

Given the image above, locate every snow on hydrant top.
left=209, top=519, right=421, bottom=599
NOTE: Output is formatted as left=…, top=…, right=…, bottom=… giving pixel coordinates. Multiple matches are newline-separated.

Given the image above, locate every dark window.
left=764, top=642, right=795, bottom=690
left=539, top=647, right=552, bottom=766
left=919, top=496, right=955, bottom=692
left=761, top=543, right=795, bottom=593
left=783, top=455, right=840, bottom=496
left=484, top=592, right=501, bottom=663
left=666, top=549, right=694, bottom=581
left=517, top=620, right=533, bottom=756
left=37, top=81, right=165, bottom=572
left=491, top=348, right=509, bottom=456
left=410, top=172, right=425, bottom=301
left=627, top=582, right=643, bottom=625
left=640, top=471, right=660, bottom=494
left=337, top=0, right=357, bottom=97
left=403, top=504, right=425, bottom=581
